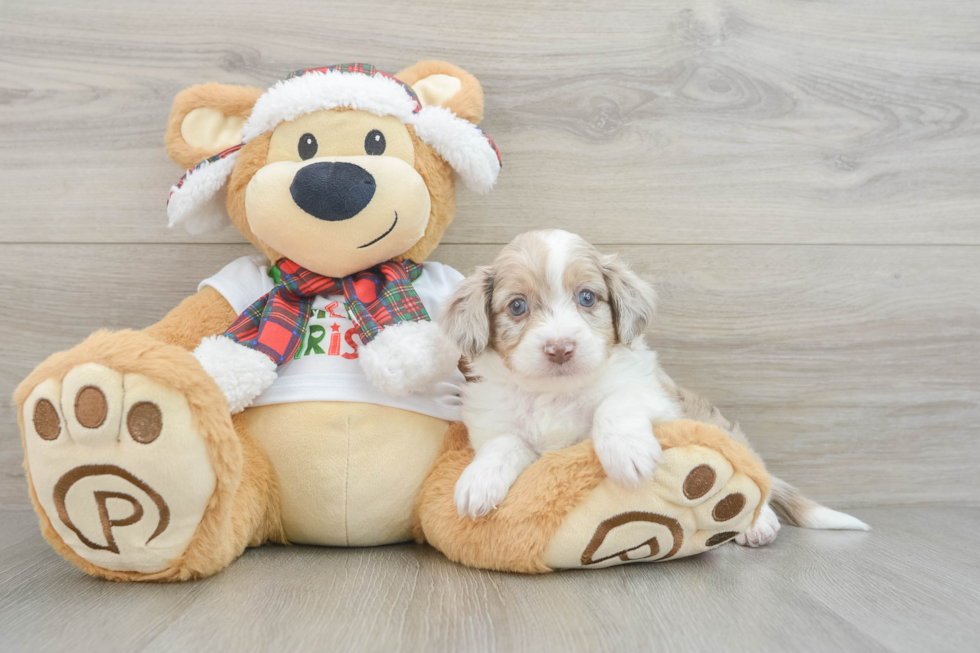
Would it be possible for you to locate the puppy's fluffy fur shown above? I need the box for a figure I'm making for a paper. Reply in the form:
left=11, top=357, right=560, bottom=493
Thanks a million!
left=441, top=230, right=682, bottom=519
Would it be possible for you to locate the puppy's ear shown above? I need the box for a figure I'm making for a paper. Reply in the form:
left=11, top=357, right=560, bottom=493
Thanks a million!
left=166, top=83, right=264, bottom=169
left=440, top=265, right=494, bottom=359
left=602, top=254, right=656, bottom=345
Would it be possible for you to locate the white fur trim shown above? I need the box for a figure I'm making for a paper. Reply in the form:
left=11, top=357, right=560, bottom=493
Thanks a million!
left=358, top=321, right=461, bottom=397
left=193, top=335, right=278, bottom=414
left=241, top=71, right=420, bottom=142
left=412, top=105, right=501, bottom=193
left=167, top=151, right=239, bottom=234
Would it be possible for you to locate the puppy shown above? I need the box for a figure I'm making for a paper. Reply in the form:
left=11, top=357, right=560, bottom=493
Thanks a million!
left=440, top=229, right=682, bottom=519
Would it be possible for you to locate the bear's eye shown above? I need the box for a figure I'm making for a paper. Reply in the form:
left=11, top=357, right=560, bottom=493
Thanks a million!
left=578, top=290, right=596, bottom=308
left=508, top=298, right=527, bottom=317
left=365, top=129, right=386, bottom=156
left=298, top=133, right=318, bottom=160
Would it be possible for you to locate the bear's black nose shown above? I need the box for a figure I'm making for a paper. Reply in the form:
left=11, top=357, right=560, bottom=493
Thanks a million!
left=290, top=162, right=376, bottom=222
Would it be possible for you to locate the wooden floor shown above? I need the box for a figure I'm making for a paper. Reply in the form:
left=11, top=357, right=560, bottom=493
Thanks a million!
left=1, top=506, right=978, bottom=652
left=1, top=0, right=979, bottom=651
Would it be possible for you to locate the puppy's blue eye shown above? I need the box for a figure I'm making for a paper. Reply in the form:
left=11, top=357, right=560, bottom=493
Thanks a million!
left=508, top=299, right=527, bottom=316
left=578, top=290, right=596, bottom=307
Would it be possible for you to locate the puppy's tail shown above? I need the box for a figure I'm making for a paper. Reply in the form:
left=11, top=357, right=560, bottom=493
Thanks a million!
left=668, top=384, right=870, bottom=531
left=768, top=476, right=870, bottom=531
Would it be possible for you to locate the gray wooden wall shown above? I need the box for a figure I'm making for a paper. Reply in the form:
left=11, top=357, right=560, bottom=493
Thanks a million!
left=2, top=0, right=978, bottom=512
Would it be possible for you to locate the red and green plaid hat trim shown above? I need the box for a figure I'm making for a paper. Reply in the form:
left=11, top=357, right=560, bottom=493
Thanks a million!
left=168, top=143, right=243, bottom=202
left=286, top=64, right=422, bottom=114
left=479, top=129, right=502, bottom=167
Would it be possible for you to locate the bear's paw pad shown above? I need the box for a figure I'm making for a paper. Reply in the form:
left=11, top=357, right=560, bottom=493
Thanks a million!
left=23, top=364, right=216, bottom=574
left=546, top=445, right=762, bottom=569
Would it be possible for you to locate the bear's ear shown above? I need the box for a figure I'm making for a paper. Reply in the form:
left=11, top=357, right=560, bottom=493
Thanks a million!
left=396, top=61, right=485, bottom=125
left=165, top=83, right=264, bottom=169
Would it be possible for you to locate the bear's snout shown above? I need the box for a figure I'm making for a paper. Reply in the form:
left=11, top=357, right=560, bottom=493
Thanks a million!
left=290, top=161, right=377, bottom=222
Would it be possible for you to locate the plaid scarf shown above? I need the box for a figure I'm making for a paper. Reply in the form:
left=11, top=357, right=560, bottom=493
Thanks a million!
left=224, top=259, right=429, bottom=365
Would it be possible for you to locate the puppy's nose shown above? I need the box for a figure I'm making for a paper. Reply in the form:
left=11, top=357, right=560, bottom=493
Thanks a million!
left=544, top=339, right=575, bottom=365
left=290, top=161, right=376, bottom=222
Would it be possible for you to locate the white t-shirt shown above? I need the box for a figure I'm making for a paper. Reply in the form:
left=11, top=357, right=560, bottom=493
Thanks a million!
left=199, top=255, right=466, bottom=421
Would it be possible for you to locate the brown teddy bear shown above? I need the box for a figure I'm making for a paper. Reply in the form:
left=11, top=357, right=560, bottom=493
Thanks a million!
left=14, top=61, right=769, bottom=580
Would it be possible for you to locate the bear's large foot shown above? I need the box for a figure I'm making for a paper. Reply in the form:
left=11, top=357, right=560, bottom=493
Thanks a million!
left=546, top=435, right=765, bottom=568
left=17, top=331, right=244, bottom=580
left=416, top=419, right=770, bottom=573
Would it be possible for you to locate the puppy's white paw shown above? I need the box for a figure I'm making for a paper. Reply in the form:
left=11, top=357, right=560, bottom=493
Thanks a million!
left=454, top=463, right=513, bottom=520
left=736, top=503, right=781, bottom=547
left=593, top=415, right=663, bottom=488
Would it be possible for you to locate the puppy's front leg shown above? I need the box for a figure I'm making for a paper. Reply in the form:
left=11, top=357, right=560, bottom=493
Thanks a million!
left=454, top=435, right=539, bottom=519
left=592, top=391, right=669, bottom=487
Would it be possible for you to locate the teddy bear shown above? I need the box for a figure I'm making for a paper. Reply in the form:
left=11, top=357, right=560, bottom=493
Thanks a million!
left=14, top=61, right=770, bottom=580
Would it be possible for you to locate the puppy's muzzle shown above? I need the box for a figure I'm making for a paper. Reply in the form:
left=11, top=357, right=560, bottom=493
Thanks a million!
left=544, top=338, right=576, bottom=365
left=290, top=161, right=377, bottom=222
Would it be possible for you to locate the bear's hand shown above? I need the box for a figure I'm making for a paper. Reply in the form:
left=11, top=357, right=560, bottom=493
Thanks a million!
left=193, top=335, right=277, bottom=413
left=358, top=321, right=461, bottom=397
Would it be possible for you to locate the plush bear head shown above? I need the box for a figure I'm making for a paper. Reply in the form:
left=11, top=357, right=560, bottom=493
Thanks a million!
left=164, top=62, right=499, bottom=278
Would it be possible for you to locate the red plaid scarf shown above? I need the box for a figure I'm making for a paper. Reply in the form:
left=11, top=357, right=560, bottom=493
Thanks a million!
left=224, top=259, right=429, bottom=365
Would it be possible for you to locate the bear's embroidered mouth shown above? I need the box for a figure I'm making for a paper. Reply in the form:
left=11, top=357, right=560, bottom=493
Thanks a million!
left=358, top=211, right=398, bottom=249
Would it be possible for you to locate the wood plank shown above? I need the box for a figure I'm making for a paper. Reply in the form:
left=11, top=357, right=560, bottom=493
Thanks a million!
left=0, top=511, right=36, bottom=551
left=2, top=0, right=980, bottom=245
left=0, top=506, right=976, bottom=653
left=0, top=513, right=208, bottom=651
left=1, top=242, right=977, bottom=512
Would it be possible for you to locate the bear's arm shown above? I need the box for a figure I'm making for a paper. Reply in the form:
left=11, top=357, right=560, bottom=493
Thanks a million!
left=143, top=286, right=239, bottom=350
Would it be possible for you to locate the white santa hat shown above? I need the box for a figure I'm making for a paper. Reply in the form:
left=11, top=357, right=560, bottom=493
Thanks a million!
left=167, top=64, right=501, bottom=234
